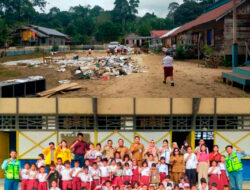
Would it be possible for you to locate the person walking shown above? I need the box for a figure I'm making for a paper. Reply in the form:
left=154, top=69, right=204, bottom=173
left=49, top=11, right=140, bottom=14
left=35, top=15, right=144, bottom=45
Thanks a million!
left=70, top=133, right=89, bottom=167
left=130, top=136, right=144, bottom=167
left=162, top=51, right=174, bottom=86
left=1, top=150, right=21, bottom=190
left=225, top=145, right=248, bottom=190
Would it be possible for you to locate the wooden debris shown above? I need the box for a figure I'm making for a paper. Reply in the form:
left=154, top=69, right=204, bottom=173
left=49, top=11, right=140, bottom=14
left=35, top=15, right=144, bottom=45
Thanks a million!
left=37, top=83, right=84, bottom=97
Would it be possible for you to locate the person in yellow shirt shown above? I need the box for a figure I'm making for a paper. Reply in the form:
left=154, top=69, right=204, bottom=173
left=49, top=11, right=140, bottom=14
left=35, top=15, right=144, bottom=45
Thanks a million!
left=130, top=136, right=144, bottom=167
left=42, top=142, right=57, bottom=167
left=55, top=140, right=71, bottom=164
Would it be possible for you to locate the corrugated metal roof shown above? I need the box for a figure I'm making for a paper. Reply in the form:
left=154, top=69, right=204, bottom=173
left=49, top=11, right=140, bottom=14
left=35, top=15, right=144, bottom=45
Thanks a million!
left=30, top=25, right=68, bottom=38
left=171, top=0, right=245, bottom=36
left=160, top=27, right=181, bottom=39
left=150, top=30, right=169, bottom=39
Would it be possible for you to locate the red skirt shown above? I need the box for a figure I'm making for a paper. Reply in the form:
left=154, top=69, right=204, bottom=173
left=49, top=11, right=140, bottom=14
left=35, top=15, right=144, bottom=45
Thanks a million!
left=38, top=182, right=47, bottom=190
left=160, top=173, right=166, bottom=182
left=219, top=171, right=229, bottom=190
left=140, top=176, right=150, bottom=187
left=81, top=182, right=91, bottom=190
left=27, top=179, right=38, bottom=189
left=101, top=177, right=110, bottom=184
left=132, top=175, right=139, bottom=186
left=21, top=179, right=29, bottom=190
left=72, top=177, right=81, bottom=190
left=209, top=174, right=220, bottom=189
left=112, top=176, right=123, bottom=187
left=92, top=179, right=100, bottom=190
left=62, top=180, right=72, bottom=190
left=123, top=176, right=131, bottom=183
left=164, top=67, right=173, bottom=77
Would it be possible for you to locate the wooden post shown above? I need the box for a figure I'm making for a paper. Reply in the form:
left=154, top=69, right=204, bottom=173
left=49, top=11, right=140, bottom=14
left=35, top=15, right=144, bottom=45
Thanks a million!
left=232, top=0, right=238, bottom=68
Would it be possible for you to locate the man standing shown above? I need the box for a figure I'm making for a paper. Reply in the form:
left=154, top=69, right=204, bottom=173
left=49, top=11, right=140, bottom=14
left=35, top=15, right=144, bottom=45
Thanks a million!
left=225, top=145, right=248, bottom=190
left=70, top=133, right=89, bottom=167
left=102, top=139, right=115, bottom=160
left=1, top=150, right=21, bottom=190
left=162, top=51, right=174, bottom=86
left=43, top=142, right=56, bottom=168
left=114, top=139, right=129, bottom=160
left=130, top=136, right=144, bottom=167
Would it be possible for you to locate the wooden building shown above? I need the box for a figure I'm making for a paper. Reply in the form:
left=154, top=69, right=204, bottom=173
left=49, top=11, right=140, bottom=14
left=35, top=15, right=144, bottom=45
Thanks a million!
left=10, top=25, right=69, bottom=46
left=124, top=33, right=151, bottom=47
left=161, top=0, right=250, bottom=57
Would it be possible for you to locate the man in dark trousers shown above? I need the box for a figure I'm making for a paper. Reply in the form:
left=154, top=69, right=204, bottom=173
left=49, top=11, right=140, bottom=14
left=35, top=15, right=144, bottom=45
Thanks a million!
left=70, top=133, right=89, bottom=167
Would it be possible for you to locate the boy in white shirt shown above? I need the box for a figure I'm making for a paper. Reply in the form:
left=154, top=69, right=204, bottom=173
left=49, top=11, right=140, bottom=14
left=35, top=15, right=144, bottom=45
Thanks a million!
left=37, top=166, right=48, bottom=190
left=36, top=153, right=45, bottom=169
left=59, top=161, right=72, bottom=190
left=50, top=180, right=61, bottom=190
left=90, top=162, right=101, bottom=190
left=99, top=158, right=111, bottom=184
left=71, top=160, right=81, bottom=190
left=78, top=166, right=93, bottom=190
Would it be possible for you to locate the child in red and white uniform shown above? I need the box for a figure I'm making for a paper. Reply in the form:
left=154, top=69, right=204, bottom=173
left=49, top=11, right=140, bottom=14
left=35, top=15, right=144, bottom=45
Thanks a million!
left=157, top=157, right=168, bottom=182
left=131, top=159, right=140, bottom=187
left=147, top=154, right=155, bottom=168
left=112, top=162, right=123, bottom=187
left=78, top=166, right=93, bottom=190
left=109, top=159, right=117, bottom=175
left=36, top=153, right=45, bottom=169
left=56, top=158, right=65, bottom=189
left=123, top=154, right=132, bottom=168
left=85, top=143, right=97, bottom=165
left=178, top=177, right=190, bottom=189
left=60, top=161, right=72, bottom=190
left=208, top=160, right=221, bottom=190
left=88, top=49, right=92, bottom=56
left=37, top=166, right=47, bottom=190
left=102, top=180, right=113, bottom=190
left=140, top=161, right=150, bottom=187
left=99, top=158, right=111, bottom=184
left=123, top=163, right=132, bottom=184
left=219, top=155, right=229, bottom=190
left=71, top=160, right=81, bottom=190
left=114, top=152, right=123, bottom=164
left=90, top=162, right=101, bottom=190
left=85, top=159, right=93, bottom=171
left=20, top=162, right=30, bottom=190
left=96, top=156, right=103, bottom=167
left=27, top=163, right=39, bottom=190
left=50, top=180, right=61, bottom=190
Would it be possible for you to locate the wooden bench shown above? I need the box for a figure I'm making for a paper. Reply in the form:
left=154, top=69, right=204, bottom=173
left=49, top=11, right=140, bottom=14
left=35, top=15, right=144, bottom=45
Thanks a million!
left=43, top=51, right=66, bottom=64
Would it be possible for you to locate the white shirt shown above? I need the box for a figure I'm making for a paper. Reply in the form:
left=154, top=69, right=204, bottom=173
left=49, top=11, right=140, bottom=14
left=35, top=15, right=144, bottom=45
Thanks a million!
left=102, top=187, right=113, bottom=190
left=198, top=184, right=208, bottom=190
left=99, top=166, right=110, bottom=177
left=108, top=165, right=116, bottom=173
left=21, top=169, right=29, bottom=179
left=86, top=150, right=97, bottom=159
left=79, top=173, right=93, bottom=182
left=61, top=168, right=72, bottom=181
left=28, top=170, right=37, bottom=179
left=157, top=164, right=168, bottom=175
left=160, top=148, right=171, bottom=164
left=90, top=168, right=101, bottom=180
left=56, top=164, right=65, bottom=172
left=184, top=153, right=198, bottom=169
left=162, top=56, right=173, bottom=67
left=50, top=188, right=61, bottom=190
left=208, top=167, right=221, bottom=175
left=147, top=161, right=154, bottom=168
left=219, top=162, right=226, bottom=171
left=95, top=151, right=103, bottom=158
left=72, top=167, right=82, bottom=177
left=37, top=160, right=45, bottom=168
left=179, top=182, right=190, bottom=189
left=163, top=181, right=174, bottom=189
left=123, top=169, right=133, bottom=176
left=140, top=167, right=150, bottom=176
left=37, top=173, right=47, bottom=182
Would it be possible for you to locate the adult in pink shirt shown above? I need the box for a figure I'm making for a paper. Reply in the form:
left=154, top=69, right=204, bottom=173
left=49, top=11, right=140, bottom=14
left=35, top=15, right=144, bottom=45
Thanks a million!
left=209, top=145, right=221, bottom=163
left=197, top=144, right=209, bottom=185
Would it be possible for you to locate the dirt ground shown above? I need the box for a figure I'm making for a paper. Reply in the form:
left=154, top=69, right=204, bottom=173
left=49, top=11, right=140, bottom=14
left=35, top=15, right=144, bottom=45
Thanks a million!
left=1, top=50, right=249, bottom=97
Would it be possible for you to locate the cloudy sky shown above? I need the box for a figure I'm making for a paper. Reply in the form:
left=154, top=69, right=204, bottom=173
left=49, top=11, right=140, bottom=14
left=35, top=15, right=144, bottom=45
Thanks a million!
left=44, top=0, right=182, bottom=18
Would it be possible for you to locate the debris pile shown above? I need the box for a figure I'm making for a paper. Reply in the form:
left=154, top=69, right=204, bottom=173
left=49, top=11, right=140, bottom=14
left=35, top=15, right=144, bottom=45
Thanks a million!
left=54, top=56, right=147, bottom=80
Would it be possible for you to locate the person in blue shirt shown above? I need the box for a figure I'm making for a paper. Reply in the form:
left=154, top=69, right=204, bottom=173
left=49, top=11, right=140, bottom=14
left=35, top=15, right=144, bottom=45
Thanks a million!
left=225, top=145, right=249, bottom=190
left=1, top=150, right=21, bottom=190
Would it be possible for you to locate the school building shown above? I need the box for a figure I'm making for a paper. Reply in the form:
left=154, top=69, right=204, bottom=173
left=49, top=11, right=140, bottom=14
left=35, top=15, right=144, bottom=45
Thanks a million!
left=0, top=98, right=250, bottom=181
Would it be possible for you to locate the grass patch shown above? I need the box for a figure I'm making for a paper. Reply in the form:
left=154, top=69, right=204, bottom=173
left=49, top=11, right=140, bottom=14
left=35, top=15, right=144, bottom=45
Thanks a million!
left=0, top=66, right=21, bottom=77
left=0, top=52, right=50, bottom=63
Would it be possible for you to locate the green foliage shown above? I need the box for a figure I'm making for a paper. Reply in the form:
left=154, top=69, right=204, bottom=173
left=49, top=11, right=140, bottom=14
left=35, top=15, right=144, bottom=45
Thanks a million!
left=222, top=55, right=232, bottom=67
left=0, top=19, right=9, bottom=47
left=52, top=44, right=59, bottom=52
left=176, top=45, right=186, bottom=60
left=204, top=44, right=213, bottom=55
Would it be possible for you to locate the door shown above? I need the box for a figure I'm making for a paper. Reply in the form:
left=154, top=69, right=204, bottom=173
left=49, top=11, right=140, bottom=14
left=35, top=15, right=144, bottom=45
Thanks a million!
left=0, top=132, right=9, bottom=179
left=172, top=132, right=191, bottom=149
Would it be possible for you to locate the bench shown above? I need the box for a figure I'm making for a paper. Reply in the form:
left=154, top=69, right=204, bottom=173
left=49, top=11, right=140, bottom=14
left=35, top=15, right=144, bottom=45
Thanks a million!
left=43, top=51, right=66, bottom=64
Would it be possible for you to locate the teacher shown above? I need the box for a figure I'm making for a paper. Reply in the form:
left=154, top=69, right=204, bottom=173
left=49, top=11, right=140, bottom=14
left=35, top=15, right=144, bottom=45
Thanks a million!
left=1, top=150, right=20, bottom=190
left=70, top=133, right=89, bottom=167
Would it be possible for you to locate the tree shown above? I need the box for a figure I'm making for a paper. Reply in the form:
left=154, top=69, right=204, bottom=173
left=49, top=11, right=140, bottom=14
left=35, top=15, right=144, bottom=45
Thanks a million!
left=0, top=19, right=9, bottom=47
left=90, top=5, right=104, bottom=17
left=129, top=0, right=140, bottom=16
left=168, top=2, right=179, bottom=17
left=112, top=0, right=130, bottom=29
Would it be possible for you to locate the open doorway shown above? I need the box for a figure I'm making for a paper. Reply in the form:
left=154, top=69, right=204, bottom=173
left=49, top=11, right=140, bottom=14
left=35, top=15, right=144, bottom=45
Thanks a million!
left=172, top=132, right=191, bottom=148
left=195, top=131, right=214, bottom=152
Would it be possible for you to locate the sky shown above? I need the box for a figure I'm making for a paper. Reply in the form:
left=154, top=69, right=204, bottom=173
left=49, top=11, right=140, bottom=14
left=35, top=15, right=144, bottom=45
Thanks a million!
left=44, top=0, right=183, bottom=18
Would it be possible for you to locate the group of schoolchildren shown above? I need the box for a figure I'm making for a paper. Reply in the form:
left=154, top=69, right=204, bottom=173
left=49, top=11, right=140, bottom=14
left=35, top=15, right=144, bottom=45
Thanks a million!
left=19, top=139, right=230, bottom=190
